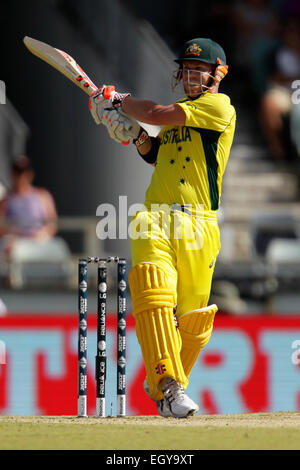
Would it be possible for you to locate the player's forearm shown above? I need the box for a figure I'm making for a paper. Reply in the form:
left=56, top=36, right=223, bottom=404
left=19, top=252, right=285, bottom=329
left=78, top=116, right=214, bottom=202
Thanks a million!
left=122, top=97, right=162, bottom=125
left=122, top=97, right=185, bottom=126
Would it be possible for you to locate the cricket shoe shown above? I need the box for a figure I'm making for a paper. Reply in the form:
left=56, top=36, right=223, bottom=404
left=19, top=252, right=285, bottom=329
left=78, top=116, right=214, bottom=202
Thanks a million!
left=161, top=377, right=199, bottom=418
left=143, top=380, right=172, bottom=417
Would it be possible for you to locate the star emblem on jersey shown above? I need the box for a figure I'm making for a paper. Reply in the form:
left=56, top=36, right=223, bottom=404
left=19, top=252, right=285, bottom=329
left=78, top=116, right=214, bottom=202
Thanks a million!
left=155, top=363, right=167, bottom=375
left=185, top=44, right=202, bottom=57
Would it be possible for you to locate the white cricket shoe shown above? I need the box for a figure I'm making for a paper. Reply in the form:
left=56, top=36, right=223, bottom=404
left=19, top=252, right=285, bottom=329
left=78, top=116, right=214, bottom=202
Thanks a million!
left=161, top=377, right=199, bottom=418
left=143, top=380, right=172, bottom=418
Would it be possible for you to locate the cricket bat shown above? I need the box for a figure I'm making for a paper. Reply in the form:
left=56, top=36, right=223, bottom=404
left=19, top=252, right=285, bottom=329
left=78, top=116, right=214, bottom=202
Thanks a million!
left=23, top=36, right=98, bottom=96
left=23, top=36, right=160, bottom=137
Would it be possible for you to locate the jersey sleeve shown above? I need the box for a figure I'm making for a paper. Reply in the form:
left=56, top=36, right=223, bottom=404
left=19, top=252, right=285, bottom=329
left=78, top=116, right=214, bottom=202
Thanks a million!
left=176, top=93, right=235, bottom=132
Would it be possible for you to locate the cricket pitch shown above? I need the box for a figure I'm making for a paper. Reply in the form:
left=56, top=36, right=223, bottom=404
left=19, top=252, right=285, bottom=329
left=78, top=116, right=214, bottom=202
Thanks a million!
left=0, top=412, right=300, bottom=450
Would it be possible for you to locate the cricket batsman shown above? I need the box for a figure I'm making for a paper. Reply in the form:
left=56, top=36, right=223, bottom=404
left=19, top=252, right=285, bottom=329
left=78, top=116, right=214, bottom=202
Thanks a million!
left=89, top=38, right=236, bottom=418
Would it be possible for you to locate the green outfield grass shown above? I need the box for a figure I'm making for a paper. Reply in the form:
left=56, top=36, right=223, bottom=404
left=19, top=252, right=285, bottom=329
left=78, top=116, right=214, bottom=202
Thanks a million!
left=0, top=413, right=300, bottom=450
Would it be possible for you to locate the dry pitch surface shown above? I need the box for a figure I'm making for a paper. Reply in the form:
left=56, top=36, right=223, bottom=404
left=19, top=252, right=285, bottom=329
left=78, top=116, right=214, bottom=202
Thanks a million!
left=0, top=412, right=300, bottom=450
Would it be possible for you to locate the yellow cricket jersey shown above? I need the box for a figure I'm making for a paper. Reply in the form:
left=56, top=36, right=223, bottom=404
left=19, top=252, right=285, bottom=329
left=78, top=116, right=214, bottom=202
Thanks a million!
left=144, top=92, right=236, bottom=213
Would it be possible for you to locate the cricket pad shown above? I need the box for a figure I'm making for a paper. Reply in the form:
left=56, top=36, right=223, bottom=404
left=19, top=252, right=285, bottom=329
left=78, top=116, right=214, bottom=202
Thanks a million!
left=129, top=263, right=188, bottom=401
left=179, top=304, right=218, bottom=378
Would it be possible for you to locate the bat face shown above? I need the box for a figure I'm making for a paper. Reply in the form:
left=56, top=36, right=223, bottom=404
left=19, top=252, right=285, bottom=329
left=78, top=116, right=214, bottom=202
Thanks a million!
left=23, top=36, right=161, bottom=138
left=23, top=36, right=98, bottom=96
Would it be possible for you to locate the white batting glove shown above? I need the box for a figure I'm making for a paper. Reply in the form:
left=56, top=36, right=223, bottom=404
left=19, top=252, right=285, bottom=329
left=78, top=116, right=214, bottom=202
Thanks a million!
left=89, top=85, right=131, bottom=125
left=89, top=86, right=107, bottom=125
left=100, top=106, right=142, bottom=145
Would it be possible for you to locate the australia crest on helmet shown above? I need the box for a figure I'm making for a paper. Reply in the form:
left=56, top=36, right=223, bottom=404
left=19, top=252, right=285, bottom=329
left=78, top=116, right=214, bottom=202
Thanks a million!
left=185, top=43, right=202, bottom=57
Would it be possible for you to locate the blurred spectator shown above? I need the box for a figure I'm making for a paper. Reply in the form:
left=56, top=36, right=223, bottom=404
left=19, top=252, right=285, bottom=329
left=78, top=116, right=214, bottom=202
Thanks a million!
left=0, top=155, right=58, bottom=256
left=0, top=297, right=7, bottom=316
left=231, top=0, right=279, bottom=93
left=259, top=19, right=300, bottom=162
left=210, top=280, right=248, bottom=315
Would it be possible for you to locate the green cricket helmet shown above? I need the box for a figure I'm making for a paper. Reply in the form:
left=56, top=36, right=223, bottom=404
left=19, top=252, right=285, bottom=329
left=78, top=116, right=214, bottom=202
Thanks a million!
left=172, top=38, right=227, bottom=97
left=175, top=38, right=226, bottom=65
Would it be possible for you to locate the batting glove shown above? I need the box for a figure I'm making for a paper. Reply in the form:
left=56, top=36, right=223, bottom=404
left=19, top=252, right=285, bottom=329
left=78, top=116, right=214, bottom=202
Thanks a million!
left=208, top=60, right=228, bottom=94
left=100, top=106, right=143, bottom=145
left=102, top=85, right=131, bottom=110
left=214, top=59, right=228, bottom=83
left=89, top=85, right=107, bottom=124
left=89, top=85, right=131, bottom=125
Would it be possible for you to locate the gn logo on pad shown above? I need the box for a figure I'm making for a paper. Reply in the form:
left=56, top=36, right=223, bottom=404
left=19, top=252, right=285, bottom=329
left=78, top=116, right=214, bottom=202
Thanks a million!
left=156, top=364, right=167, bottom=375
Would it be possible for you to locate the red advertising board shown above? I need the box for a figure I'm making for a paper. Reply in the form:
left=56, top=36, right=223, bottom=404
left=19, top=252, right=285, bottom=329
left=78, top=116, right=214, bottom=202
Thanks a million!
left=0, top=314, right=300, bottom=416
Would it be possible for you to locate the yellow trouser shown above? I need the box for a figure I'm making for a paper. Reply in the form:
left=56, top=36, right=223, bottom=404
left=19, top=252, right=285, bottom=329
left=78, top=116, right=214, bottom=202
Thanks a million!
left=129, top=208, right=220, bottom=395
left=130, top=208, right=220, bottom=315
